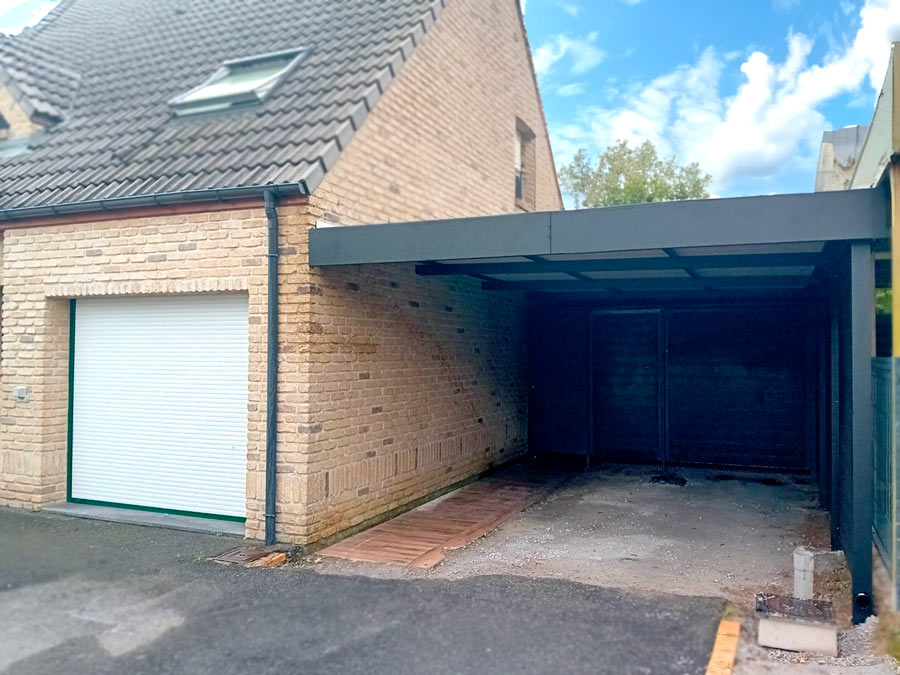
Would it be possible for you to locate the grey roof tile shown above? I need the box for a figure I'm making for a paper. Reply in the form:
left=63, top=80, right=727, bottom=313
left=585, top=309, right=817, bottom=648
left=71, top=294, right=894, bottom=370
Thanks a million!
left=0, top=0, right=448, bottom=213
left=0, top=34, right=81, bottom=122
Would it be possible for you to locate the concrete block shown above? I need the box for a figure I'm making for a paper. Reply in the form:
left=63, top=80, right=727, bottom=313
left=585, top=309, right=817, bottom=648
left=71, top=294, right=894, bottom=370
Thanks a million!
left=793, top=546, right=816, bottom=599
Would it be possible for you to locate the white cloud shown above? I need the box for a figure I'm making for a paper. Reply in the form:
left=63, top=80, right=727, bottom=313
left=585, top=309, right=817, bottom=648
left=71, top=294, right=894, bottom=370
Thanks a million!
left=621, top=0, right=643, bottom=5
left=557, top=82, right=587, bottom=97
left=554, top=0, right=900, bottom=194
left=557, top=1, right=580, bottom=17
left=0, top=0, right=57, bottom=35
left=533, top=32, right=606, bottom=78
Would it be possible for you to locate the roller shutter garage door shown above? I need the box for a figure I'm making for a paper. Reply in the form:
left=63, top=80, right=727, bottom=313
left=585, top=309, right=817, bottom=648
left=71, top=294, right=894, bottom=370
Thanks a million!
left=70, top=294, right=249, bottom=519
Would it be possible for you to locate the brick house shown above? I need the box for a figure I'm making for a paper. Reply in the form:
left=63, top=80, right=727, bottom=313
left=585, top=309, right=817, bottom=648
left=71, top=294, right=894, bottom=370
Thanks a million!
left=0, top=0, right=562, bottom=544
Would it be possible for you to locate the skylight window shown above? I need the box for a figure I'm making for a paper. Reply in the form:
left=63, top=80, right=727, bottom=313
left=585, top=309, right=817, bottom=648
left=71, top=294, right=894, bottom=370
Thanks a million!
left=169, top=48, right=305, bottom=116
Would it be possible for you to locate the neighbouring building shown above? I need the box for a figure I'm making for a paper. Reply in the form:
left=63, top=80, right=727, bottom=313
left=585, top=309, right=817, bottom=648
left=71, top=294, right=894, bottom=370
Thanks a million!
left=814, top=125, right=869, bottom=192
left=0, top=0, right=562, bottom=545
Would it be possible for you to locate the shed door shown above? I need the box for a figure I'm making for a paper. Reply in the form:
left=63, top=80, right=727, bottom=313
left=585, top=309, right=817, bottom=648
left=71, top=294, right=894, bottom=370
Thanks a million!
left=592, top=311, right=662, bottom=463
left=666, top=307, right=807, bottom=470
left=70, top=294, right=249, bottom=518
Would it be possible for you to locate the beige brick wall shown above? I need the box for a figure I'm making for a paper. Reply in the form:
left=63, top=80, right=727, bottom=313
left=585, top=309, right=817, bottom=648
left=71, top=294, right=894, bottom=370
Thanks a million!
left=285, top=0, right=560, bottom=542
left=284, top=228, right=530, bottom=543
left=0, top=207, right=277, bottom=537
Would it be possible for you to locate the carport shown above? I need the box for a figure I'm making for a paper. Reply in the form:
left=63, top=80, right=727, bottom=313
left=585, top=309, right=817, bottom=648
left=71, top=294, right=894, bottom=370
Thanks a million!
left=309, top=187, right=890, bottom=623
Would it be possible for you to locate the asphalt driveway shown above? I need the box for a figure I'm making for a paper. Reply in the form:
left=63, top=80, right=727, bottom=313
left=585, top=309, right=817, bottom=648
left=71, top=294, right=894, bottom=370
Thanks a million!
left=0, top=507, right=724, bottom=675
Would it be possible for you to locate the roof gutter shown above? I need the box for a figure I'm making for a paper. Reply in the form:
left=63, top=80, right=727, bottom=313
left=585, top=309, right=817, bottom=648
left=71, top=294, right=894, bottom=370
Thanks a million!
left=0, top=181, right=310, bottom=224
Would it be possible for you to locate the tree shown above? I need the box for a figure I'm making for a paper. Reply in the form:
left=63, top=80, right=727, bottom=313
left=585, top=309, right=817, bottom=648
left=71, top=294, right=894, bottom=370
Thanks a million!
left=559, top=140, right=712, bottom=208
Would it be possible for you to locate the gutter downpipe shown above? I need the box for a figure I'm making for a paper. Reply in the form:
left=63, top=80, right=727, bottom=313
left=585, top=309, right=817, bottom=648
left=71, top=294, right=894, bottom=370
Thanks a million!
left=264, top=189, right=279, bottom=546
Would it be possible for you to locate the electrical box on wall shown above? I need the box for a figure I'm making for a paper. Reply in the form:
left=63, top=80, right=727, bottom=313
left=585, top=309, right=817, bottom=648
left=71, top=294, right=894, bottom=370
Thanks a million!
left=13, top=386, right=28, bottom=402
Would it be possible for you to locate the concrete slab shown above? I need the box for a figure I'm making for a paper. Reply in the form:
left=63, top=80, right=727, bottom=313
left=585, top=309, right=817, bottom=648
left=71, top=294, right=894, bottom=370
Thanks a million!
left=318, top=464, right=829, bottom=610
left=41, top=503, right=245, bottom=537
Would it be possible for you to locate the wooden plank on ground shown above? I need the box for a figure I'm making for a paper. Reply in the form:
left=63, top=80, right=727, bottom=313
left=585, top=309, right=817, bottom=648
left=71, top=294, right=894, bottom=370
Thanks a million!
left=317, top=473, right=561, bottom=568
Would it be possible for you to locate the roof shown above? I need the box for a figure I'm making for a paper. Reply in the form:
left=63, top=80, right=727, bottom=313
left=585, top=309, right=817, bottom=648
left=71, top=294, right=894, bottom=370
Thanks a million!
left=309, top=188, right=890, bottom=298
left=0, top=0, right=447, bottom=217
left=0, top=34, right=80, bottom=123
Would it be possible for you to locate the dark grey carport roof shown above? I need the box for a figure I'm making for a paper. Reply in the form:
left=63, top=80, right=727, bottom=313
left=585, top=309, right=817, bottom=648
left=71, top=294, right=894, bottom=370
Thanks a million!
left=310, top=188, right=889, bottom=296
left=0, top=0, right=446, bottom=217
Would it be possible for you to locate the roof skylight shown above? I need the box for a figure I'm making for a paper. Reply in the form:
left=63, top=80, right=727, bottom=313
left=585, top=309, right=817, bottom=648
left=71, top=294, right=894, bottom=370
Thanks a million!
left=169, top=48, right=305, bottom=116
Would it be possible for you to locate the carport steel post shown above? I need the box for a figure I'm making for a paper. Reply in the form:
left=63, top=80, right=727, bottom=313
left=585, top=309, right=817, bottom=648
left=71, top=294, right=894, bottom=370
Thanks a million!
left=849, top=241, right=875, bottom=623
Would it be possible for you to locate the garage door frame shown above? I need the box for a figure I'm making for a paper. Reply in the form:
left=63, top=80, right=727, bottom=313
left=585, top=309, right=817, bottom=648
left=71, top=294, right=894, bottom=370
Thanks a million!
left=65, top=297, right=247, bottom=523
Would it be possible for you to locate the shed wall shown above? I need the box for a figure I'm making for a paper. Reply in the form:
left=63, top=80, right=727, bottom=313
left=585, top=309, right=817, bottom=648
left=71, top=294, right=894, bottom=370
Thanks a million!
left=530, top=300, right=811, bottom=471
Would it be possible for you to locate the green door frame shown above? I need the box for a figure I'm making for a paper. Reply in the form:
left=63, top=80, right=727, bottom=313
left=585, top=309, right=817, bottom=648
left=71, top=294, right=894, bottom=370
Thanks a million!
left=65, top=297, right=245, bottom=523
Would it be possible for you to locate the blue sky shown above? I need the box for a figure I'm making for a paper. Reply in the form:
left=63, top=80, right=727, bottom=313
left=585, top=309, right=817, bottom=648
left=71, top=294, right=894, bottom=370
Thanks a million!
left=1, top=0, right=898, bottom=198
left=0, top=0, right=55, bottom=36
left=522, top=0, right=900, bottom=197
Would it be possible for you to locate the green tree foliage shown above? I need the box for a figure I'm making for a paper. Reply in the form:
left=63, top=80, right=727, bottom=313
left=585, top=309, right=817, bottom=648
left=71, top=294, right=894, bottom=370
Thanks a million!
left=559, top=140, right=712, bottom=208
left=876, top=287, right=892, bottom=315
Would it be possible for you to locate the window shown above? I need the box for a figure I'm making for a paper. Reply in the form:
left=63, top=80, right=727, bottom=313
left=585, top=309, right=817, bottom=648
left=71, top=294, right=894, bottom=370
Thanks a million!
left=169, top=48, right=306, bottom=116
left=515, top=131, right=525, bottom=201
left=515, top=119, right=536, bottom=210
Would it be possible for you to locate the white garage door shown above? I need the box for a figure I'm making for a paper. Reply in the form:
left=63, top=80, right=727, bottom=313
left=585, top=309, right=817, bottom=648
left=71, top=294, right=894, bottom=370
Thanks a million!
left=70, top=294, right=249, bottom=519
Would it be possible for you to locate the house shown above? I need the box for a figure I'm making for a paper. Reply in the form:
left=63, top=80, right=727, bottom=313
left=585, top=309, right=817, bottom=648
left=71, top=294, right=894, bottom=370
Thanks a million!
left=0, top=0, right=562, bottom=545
left=3, top=0, right=898, bottom=630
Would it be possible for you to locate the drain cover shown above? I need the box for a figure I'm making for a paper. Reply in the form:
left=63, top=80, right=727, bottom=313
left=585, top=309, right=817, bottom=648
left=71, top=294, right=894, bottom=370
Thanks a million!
left=756, top=593, right=836, bottom=625
left=213, top=546, right=269, bottom=564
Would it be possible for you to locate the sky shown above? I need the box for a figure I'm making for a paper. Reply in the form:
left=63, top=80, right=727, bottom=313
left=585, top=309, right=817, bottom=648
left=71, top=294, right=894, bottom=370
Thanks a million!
left=0, top=0, right=898, bottom=198
left=522, top=0, right=900, bottom=197
left=0, top=0, right=55, bottom=36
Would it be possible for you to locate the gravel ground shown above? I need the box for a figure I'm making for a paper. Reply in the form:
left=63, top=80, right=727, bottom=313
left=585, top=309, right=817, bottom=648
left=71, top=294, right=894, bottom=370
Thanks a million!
left=735, top=617, right=899, bottom=674
left=316, top=464, right=827, bottom=609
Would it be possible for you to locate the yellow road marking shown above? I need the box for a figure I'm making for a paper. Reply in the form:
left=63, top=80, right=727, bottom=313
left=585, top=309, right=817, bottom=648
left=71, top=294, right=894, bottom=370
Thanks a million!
left=706, top=620, right=741, bottom=675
